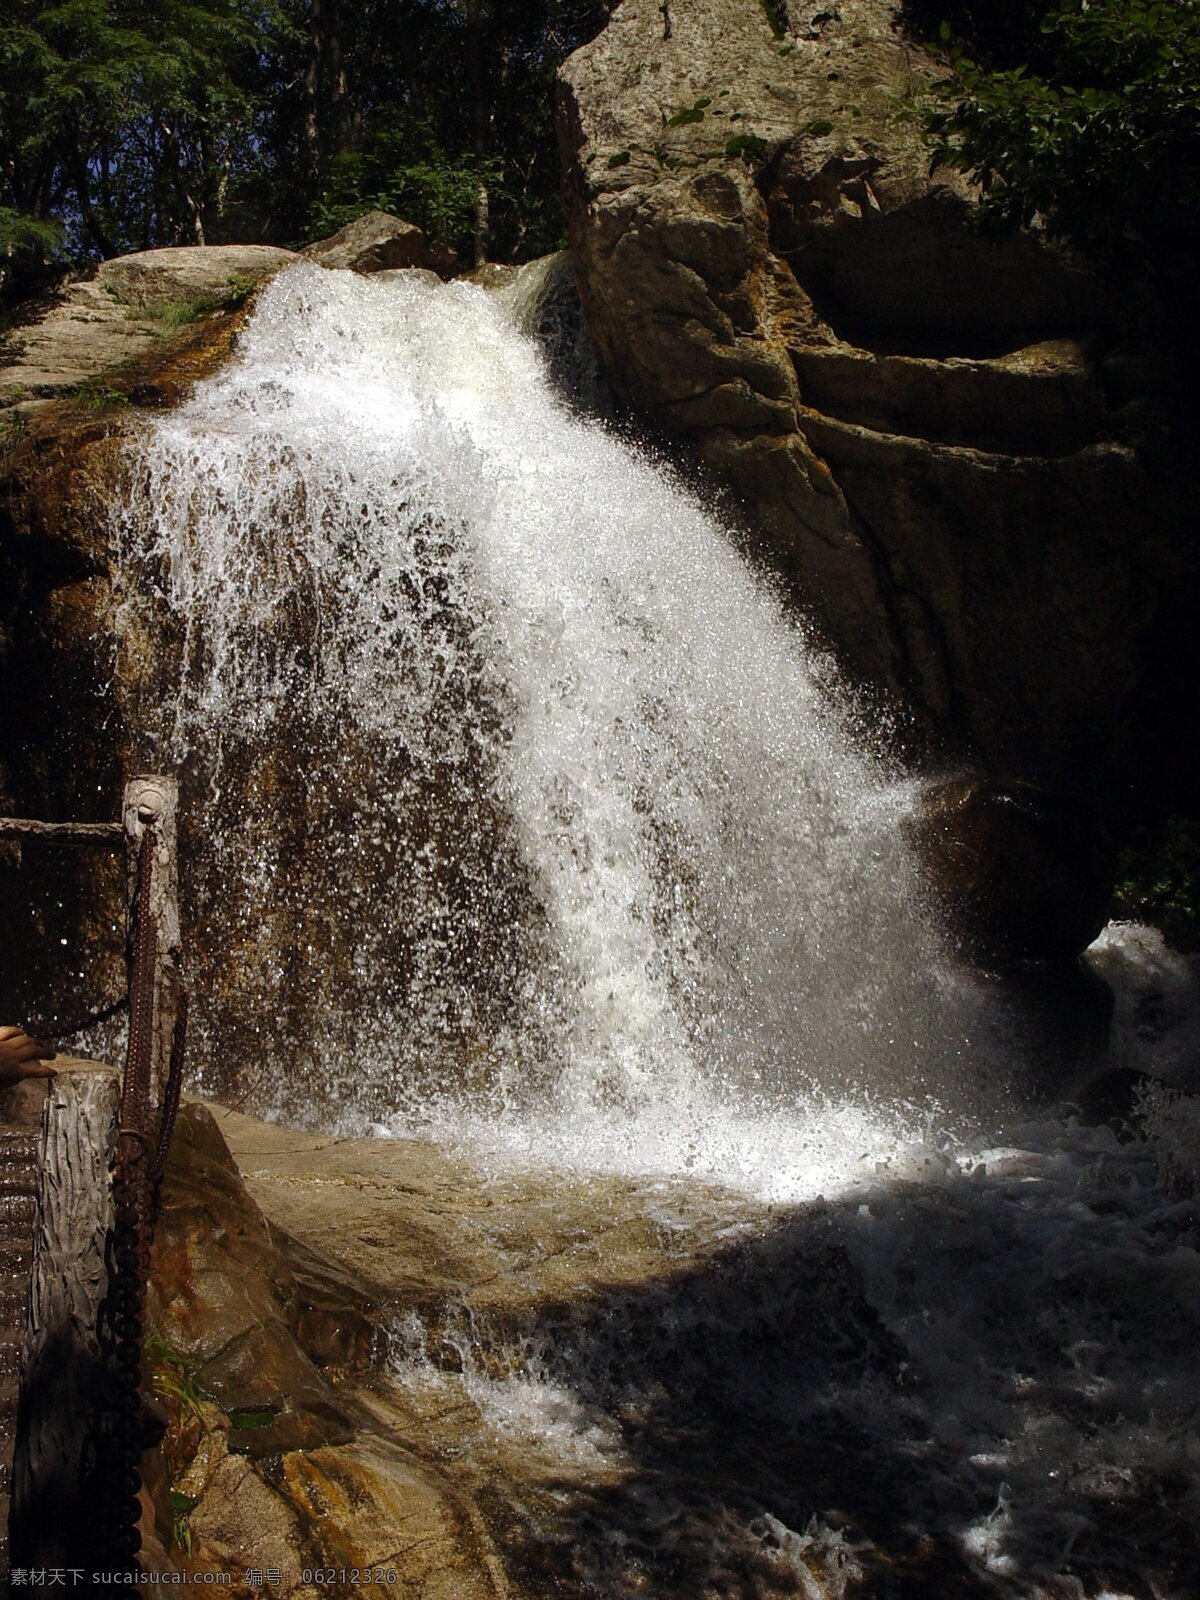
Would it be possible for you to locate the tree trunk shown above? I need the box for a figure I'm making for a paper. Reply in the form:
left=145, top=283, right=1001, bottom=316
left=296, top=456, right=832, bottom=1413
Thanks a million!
left=68, top=139, right=119, bottom=258
left=466, top=0, right=489, bottom=266
left=307, top=0, right=353, bottom=188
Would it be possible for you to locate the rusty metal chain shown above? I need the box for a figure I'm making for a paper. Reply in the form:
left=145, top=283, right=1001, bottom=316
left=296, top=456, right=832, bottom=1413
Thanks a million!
left=99, top=824, right=188, bottom=1577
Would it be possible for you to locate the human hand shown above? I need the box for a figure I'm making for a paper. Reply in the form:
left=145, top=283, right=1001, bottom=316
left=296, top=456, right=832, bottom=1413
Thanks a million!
left=0, top=1024, right=57, bottom=1081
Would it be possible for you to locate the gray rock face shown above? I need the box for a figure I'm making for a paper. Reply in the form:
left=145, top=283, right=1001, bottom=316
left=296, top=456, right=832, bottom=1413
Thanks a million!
left=558, top=0, right=1199, bottom=818
left=0, top=245, right=294, bottom=415
left=303, top=209, right=455, bottom=276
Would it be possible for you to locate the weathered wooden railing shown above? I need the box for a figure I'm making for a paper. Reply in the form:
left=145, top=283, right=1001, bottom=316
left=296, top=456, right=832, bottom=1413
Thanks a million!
left=0, top=775, right=180, bottom=1095
left=0, top=775, right=183, bottom=1577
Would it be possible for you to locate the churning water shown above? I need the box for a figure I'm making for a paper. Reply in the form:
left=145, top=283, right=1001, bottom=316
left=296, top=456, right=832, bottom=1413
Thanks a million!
left=116, top=261, right=992, bottom=1191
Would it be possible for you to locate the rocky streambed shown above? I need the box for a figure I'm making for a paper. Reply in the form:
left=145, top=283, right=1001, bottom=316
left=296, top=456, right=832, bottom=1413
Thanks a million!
left=129, top=1075, right=1199, bottom=1600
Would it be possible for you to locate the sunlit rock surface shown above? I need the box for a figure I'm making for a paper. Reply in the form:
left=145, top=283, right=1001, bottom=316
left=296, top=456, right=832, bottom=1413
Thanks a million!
left=148, top=1103, right=505, bottom=1593
left=0, top=245, right=294, bottom=417
left=303, top=210, right=455, bottom=277
left=558, top=0, right=1200, bottom=820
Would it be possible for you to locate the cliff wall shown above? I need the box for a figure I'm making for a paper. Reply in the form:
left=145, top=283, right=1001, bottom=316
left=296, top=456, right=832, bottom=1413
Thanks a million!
left=558, top=0, right=1199, bottom=820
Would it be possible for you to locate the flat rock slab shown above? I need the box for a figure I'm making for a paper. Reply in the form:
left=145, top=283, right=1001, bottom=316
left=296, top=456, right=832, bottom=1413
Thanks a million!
left=210, top=1105, right=758, bottom=1333
left=0, top=244, right=295, bottom=414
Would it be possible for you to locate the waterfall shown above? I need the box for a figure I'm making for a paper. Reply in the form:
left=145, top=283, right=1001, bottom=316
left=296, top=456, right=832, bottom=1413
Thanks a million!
left=113, top=261, right=989, bottom=1195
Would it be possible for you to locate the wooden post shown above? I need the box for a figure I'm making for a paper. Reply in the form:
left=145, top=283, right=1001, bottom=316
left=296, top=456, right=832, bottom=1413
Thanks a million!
left=122, top=777, right=180, bottom=1101
left=9, top=1069, right=120, bottom=1568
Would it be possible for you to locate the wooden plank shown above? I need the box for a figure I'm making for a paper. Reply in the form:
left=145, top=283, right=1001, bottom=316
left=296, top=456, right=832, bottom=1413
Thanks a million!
left=9, top=1069, right=120, bottom=1568
left=0, top=818, right=123, bottom=848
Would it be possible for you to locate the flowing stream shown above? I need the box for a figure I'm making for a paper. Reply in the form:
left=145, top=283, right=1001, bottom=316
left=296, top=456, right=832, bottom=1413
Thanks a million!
left=112, top=262, right=1198, bottom=1596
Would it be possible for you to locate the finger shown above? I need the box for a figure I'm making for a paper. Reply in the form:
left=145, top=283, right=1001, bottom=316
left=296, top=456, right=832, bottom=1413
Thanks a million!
left=0, top=1034, right=56, bottom=1065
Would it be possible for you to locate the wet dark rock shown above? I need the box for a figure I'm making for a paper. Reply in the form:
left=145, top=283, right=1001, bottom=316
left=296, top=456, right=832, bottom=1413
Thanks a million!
left=150, top=1104, right=359, bottom=1456
left=908, top=778, right=1113, bottom=965
left=1073, top=1066, right=1153, bottom=1139
left=149, top=1100, right=387, bottom=1467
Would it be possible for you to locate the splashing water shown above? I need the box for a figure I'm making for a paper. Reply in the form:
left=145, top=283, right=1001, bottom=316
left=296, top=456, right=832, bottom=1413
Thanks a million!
left=113, top=261, right=992, bottom=1192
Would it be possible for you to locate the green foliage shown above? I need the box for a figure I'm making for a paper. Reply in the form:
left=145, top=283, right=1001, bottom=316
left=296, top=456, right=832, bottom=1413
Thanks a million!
left=665, top=96, right=713, bottom=128
left=1, top=1, right=613, bottom=291
left=910, top=0, right=1200, bottom=260
left=0, top=0, right=285, bottom=275
left=145, top=1330, right=206, bottom=1426
left=145, top=1333, right=205, bottom=1555
left=311, top=149, right=497, bottom=249
left=67, top=377, right=129, bottom=410
left=0, top=206, right=64, bottom=256
left=1114, top=816, right=1200, bottom=951
left=725, top=132, right=770, bottom=163
left=300, top=1, right=614, bottom=264
left=168, top=1491, right=197, bottom=1555
left=228, top=1403, right=278, bottom=1429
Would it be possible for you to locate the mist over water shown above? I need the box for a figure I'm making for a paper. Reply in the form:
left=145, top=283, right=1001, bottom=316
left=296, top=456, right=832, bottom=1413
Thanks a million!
left=115, top=261, right=995, bottom=1196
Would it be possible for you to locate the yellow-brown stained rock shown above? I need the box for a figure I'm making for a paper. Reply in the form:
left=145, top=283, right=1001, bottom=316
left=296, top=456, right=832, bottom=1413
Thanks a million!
left=282, top=1438, right=505, bottom=1597
left=186, top=1451, right=307, bottom=1591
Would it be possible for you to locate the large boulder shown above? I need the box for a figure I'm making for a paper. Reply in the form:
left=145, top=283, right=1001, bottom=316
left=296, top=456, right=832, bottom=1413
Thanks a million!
left=558, top=0, right=1200, bottom=821
left=303, top=210, right=457, bottom=277
left=145, top=1102, right=505, bottom=1592
left=0, top=244, right=294, bottom=415
left=907, top=779, right=1113, bottom=965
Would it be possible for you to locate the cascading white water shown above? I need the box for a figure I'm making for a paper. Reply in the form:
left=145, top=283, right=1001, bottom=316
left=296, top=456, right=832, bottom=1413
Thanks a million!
left=113, top=261, right=993, bottom=1194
